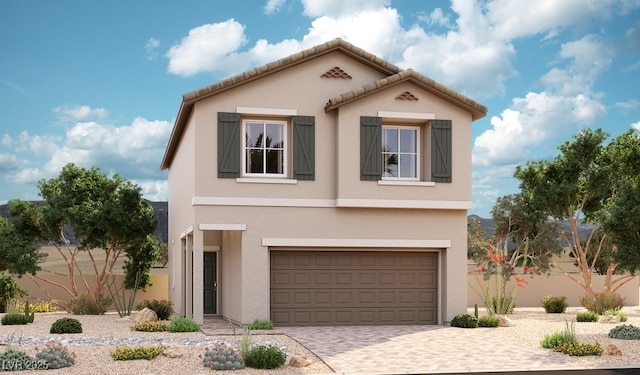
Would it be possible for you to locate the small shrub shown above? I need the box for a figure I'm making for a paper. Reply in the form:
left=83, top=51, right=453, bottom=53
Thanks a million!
left=450, top=313, right=478, bottom=328
left=244, top=345, right=286, bottom=369
left=541, top=321, right=577, bottom=349
left=110, top=344, right=163, bottom=360
left=541, top=295, right=568, bottom=313
left=17, top=300, right=57, bottom=313
left=576, top=311, right=599, bottom=322
left=35, top=341, right=76, bottom=369
left=131, top=321, right=169, bottom=332
left=50, top=317, right=83, bottom=334
left=68, top=293, right=111, bottom=315
left=604, top=309, right=628, bottom=322
left=0, top=348, right=41, bottom=371
left=554, top=341, right=603, bottom=356
left=1, top=313, right=31, bottom=325
left=580, top=292, right=625, bottom=314
left=136, top=299, right=172, bottom=320
left=168, top=316, right=201, bottom=332
left=248, top=319, right=274, bottom=330
left=478, top=315, right=500, bottom=328
left=0, top=275, right=28, bottom=313
left=202, top=344, right=245, bottom=370
left=608, top=324, right=640, bottom=340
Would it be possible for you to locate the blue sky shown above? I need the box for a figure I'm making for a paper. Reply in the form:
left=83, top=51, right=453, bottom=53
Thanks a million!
left=1, top=0, right=639, bottom=217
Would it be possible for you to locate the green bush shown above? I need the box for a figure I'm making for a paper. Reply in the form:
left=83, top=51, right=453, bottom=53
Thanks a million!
left=68, top=293, right=111, bottom=315
left=35, top=341, right=76, bottom=369
left=1, top=313, right=31, bottom=325
left=0, top=275, right=28, bottom=313
left=450, top=313, right=478, bottom=328
left=608, top=324, right=640, bottom=340
left=167, top=316, right=201, bottom=332
left=541, top=321, right=577, bottom=349
left=244, top=345, right=286, bottom=369
left=580, top=292, right=625, bottom=314
left=248, top=319, right=274, bottom=330
left=0, top=348, right=39, bottom=371
left=135, top=299, right=172, bottom=320
left=50, top=317, right=83, bottom=334
left=131, top=321, right=169, bottom=332
left=604, top=310, right=628, bottom=322
left=576, top=311, right=599, bottom=322
left=554, top=341, right=603, bottom=356
left=110, top=345, right=163, bottom=360
left=478, top=315, right=500, bottom=327
left=541, top=295, right=568, bottom=313
left=202, top=344, right=245, bottom=370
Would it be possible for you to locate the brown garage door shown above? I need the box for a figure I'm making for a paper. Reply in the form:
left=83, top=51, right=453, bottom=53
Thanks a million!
left=270, top=251, right=438, bottom=326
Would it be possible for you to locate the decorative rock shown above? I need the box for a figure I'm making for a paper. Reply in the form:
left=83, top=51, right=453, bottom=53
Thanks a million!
left=598, top=315, right=620, bottom=324
left=162, top=344, right=184, bottom=358
left=607, top=344, right=622, bottom=356
left=133, top=307, right=158, bottom=323
left=288, top=354, right=313, bottom=367
left=497, top=315, right=514, bottom=327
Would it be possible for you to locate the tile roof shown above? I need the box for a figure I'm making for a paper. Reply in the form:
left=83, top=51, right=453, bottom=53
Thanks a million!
left=324, top=69, right=487, bottom=120
left=161, top=38, right=487, bottom=170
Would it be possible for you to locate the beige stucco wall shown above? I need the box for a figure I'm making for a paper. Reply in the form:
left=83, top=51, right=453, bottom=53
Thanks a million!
left=468, top=273, right=640, bottom=308
left=165, top=49, right=478, bottom=324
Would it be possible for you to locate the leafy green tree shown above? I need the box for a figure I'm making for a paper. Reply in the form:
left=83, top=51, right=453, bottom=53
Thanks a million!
left=468, top=194, right=563, bottom=314
left=9, top=163, right=160, bottom=306
left=514, top=128, right=640, bottom=297
left=0, top=215, right=42, bottom=276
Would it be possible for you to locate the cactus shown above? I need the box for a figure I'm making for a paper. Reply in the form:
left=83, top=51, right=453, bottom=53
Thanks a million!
left=0, top=348, right=37, bottom=370
left=474, top=303, right=478, bottom=318
left=202, top=344, right=245, bottom=370
left=35, top=341, right=76, bottom=369
left=24, top=301, right=35, bottom=323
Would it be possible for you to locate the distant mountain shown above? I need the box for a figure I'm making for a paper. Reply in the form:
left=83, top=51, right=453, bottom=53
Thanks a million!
left=468, top=214, right=594, bottom=242
left=0, top=200, right=168, bottom=244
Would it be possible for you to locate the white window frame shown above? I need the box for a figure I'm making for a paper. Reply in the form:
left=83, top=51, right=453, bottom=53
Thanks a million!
left=381, top=125, right=420, bottom=181
left=242, top=119, right=288, bottom=178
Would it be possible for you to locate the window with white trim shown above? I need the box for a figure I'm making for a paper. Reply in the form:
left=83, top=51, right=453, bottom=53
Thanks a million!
left=243, top=120, right=287, bottom=176
left=382, top=126, right=419, bottom=180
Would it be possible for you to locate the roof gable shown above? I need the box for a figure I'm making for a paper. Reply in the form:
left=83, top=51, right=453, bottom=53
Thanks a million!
left=324, top=69, right=487, bottom=121
left=161, top=39, right=487, bottom=170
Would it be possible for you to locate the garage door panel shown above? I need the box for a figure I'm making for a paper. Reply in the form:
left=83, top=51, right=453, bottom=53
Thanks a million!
left=271, top=251, right=438, bottom=325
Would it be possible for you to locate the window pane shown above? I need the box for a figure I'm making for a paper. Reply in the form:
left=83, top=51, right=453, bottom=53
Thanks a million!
left=266, top=123, right=284, bottom=149
left=266, top=150, right=284, bottom=174
left=246, top=122, right=264, bottom=147
left=399, top=154, right=416, bottom=178
left=246, top=149, right=263, bottom=173
left=383, top=153, right=398, bottom=177
left=382, top=128, right=398, bottom=153
left=400, top=129, right=416, bottom=153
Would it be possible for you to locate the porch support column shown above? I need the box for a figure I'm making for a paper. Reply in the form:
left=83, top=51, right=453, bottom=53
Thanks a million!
left=193, top=227, right=204, bottom=324
left=185, top=234, right=193, bottom=319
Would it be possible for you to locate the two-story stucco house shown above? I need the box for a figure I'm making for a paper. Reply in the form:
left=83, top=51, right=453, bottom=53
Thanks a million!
left=160, top=38, right=486, bottom=326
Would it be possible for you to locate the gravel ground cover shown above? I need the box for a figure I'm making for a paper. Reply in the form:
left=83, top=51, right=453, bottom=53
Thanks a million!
left=1, top=307, right=640, bottom=374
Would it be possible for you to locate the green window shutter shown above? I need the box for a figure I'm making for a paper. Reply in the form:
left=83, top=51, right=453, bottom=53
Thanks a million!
left=217, top=112, right=241, bottom=178
left=292, top=116, right=315, bottom=180
left=360, top=116, right=382, bottom=181
left=431, top=119, right=452, bottom=183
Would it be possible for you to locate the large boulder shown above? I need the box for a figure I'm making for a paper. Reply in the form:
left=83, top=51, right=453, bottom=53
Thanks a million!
left=133, top=307, right=158, bottom=323
left=287, top=354, right=313, bottom=367
left=598, top=315, right=620, bottom=324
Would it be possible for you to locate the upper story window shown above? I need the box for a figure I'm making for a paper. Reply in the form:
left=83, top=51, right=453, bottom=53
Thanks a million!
left=217, top=112, right=315, bottom=181
left=382, top=126, right=419, bottom=180
left=244, top=120, right=287, bottom=176
left=361, top=116, right=452, bottom=183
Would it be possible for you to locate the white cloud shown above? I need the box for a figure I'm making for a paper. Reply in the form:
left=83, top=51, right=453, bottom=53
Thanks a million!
left=301, top=0, right=390, bottom=18
left=617, top=99, right=640, bottom=110
left=264, top=0, right=287, bottom=14
left=145, top=37, right=160, bottom=60
left=53, top=105, right=108, bottom=122
left=632, top=121, right=640, bottom=131
left=166, top=20, right=248, bottom=77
